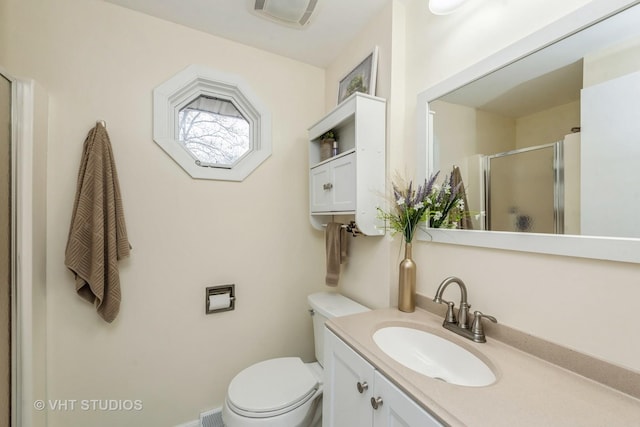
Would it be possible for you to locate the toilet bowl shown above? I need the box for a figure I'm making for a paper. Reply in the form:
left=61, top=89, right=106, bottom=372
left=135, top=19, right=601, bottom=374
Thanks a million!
left=222, top=358, right=323, bottom=427
left=222, top=292, right=369, bottom=427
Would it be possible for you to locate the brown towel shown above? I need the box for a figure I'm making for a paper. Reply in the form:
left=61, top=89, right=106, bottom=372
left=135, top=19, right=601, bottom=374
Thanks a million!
left=65, top=123, right=131, bottom=323
left=452, top=166, right=473, bottom=230
left=325, top=222, right=348, bottom=286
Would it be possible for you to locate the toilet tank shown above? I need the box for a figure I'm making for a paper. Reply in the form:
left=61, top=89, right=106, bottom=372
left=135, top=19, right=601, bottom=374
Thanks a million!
left=307, top=292, right=369, bottom=367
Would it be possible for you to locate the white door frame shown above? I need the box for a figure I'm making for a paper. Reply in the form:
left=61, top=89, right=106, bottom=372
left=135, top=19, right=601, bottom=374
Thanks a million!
left=2, top=67, right=39, bottom=427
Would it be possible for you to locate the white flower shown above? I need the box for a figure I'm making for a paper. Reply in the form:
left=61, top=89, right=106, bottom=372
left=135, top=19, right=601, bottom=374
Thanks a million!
left=396, top=197, right=405, bottom=206
left=415, top=202, right=424, bottom=209
left=434, top=212, right=443, bottom=220
left=457, top=199, right=465, bottom=209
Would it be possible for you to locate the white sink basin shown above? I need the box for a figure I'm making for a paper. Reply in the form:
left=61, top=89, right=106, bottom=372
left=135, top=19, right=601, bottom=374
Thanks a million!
left=372, top=326, right=496, bottom=387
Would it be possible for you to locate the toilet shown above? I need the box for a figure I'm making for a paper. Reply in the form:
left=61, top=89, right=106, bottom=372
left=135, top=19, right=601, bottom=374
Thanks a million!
left=222, top=292, right=369, bottom=427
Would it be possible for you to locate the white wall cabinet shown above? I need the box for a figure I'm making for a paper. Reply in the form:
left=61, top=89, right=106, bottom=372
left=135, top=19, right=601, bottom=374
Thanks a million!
left=323, top=329, right=443, bottom=427
left=308, top=93, right=386, bottom=236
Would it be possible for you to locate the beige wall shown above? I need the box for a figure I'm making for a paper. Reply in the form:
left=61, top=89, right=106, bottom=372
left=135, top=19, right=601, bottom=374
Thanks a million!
left=563, top=132, right=581, bottom=234
left=515, top=100, right=580, bottom=149
left=2, top=0, right=326, bottom=426
left=428, top=100, right=515, bottom=228
left=323, top=2, right=396, bottom=310
left=583, top=34, right=640, bottom=87
left=401, top=0, right=640, bottom=372
left=430, top=100, right=517, bottom=166
left=476, top=109, right=517, bottom=155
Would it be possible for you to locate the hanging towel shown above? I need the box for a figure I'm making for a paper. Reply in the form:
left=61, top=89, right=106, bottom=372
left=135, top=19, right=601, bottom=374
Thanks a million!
left=452, top=165, right=473, bottom=230
left=65, top=123, right=131, bottom=323
left=325, top=222, right=348, bottom=286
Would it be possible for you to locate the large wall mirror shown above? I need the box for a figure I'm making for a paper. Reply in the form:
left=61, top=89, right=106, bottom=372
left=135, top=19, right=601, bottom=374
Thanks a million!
left=416, top=0, right=640, bottom=263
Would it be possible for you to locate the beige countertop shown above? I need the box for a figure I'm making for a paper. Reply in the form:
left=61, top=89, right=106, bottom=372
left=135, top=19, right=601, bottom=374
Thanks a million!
left=326, top=307, right=640, bottom=427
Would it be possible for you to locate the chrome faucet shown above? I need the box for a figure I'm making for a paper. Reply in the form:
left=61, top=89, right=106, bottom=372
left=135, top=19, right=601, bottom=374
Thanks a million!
left=433, top=276, right=497, bottom=343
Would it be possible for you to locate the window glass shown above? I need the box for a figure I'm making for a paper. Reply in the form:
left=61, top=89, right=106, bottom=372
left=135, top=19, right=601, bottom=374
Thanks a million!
left=178, top=96, right=250, bottom=167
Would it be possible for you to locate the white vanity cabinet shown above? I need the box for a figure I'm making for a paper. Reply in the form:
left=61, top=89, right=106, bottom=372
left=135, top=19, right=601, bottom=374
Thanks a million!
left=308, top=93, right=385, bottom=236
left=323, top=329, right=443, bottom=427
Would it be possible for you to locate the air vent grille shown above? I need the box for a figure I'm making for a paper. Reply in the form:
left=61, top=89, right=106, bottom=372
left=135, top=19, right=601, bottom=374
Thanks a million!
left=250, top=0, right=318, bottom=28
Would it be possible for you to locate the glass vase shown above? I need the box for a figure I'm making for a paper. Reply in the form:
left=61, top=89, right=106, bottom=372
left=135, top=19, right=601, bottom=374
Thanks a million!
left=398, top=241, right=416, bottom=312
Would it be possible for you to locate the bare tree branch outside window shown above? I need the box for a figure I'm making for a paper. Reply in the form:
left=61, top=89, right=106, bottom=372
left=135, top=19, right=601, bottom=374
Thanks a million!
left=178, top=98, right=250, bottom=166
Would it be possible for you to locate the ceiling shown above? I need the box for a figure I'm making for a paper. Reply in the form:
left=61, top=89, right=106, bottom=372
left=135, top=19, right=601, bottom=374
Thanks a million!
left=103, top=0, right=392, bottom=67
left=441, top=62, right=583, bottom=118
left=437, top=2, right=640, bottom=118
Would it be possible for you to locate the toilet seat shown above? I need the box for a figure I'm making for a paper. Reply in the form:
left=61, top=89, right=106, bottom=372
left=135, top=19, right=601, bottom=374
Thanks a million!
left=227, top=357, right=319, bottom=418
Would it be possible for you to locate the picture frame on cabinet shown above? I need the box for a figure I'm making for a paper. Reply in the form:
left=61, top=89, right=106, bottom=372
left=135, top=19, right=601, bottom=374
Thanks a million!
left=337, top=46, right=378, bottom=105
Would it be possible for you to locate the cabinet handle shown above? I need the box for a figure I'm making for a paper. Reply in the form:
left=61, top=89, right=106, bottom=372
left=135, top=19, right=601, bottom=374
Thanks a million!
left=323, top=183, right=333, bottom=190
left=356, top=381, right=368, bottom=393
left=370, top=396, right=383, bottom=410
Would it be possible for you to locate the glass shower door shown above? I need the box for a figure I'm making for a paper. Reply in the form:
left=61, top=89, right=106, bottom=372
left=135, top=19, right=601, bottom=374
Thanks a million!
left=486, top=142, right=563, bottom=234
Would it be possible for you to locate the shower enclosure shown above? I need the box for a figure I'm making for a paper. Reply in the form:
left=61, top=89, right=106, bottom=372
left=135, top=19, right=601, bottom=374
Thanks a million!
left=485, top=142, right=564, bottom=234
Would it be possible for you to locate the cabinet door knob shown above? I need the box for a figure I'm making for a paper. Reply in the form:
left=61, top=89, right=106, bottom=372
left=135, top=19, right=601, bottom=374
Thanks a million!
left=356, top=381, right=368, bottom=393
left=370, top=396, right=383, bottom=410
left=323, top=182, right=333, bottom=190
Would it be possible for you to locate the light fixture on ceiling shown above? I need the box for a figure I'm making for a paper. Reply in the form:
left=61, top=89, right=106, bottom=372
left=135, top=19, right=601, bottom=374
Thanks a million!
left=429, top=0, right=469, bottom=15
left=249, top=0, right=319, bottom=28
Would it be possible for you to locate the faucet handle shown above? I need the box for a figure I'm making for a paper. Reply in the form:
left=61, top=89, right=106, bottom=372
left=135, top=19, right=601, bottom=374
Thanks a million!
left=443, top=300, right=456, bottom=324
left=435, top=299, right=457, bottom=324
left=473, top=311, right=496, bottom=323
left=458, top=302, right=471, bottom=329
left=470, top=311, right=497, bottom=343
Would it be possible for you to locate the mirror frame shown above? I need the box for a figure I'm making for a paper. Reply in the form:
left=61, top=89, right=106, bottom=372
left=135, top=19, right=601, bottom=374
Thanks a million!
left=416, top=0, right=640, bottom=263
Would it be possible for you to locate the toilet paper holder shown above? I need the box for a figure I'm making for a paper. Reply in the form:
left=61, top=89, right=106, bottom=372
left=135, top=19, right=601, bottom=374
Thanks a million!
left=205, top=284, right=235, bottom=314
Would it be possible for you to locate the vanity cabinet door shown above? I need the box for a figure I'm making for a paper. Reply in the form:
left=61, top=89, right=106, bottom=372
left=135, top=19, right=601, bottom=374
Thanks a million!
left=324, top=328, right=445, bottom=427
left=371, top=372, right=443, bottom=427
left=323, top=329, right=374, bottom=427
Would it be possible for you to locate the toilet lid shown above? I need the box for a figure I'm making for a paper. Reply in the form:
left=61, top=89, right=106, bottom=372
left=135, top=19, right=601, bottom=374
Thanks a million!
left=227, top=357, right=318, bottom=416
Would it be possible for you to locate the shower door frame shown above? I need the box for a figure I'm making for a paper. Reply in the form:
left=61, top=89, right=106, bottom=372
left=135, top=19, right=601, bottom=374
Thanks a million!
left=1, top=70, right=14, bottom=427
left=484, top=141, right=565, bottom=234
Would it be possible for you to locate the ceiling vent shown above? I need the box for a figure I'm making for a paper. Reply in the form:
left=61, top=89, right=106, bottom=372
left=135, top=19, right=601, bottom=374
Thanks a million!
left=249, top=0, right=319, bottom=28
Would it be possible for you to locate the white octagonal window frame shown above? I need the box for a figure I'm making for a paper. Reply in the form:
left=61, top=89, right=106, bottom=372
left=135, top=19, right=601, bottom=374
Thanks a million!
left=153, top=64, right=272, bottom=181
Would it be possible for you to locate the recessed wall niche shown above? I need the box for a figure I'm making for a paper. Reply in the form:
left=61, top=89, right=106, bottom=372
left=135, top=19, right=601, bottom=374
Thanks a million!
left=153, top=64, right=272, bottom=181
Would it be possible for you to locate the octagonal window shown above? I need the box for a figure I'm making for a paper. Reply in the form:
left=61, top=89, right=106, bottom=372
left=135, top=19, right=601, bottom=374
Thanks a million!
left=178, top=95, right=250, bottom=168
left=153, top=65, right=271, bottom=181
